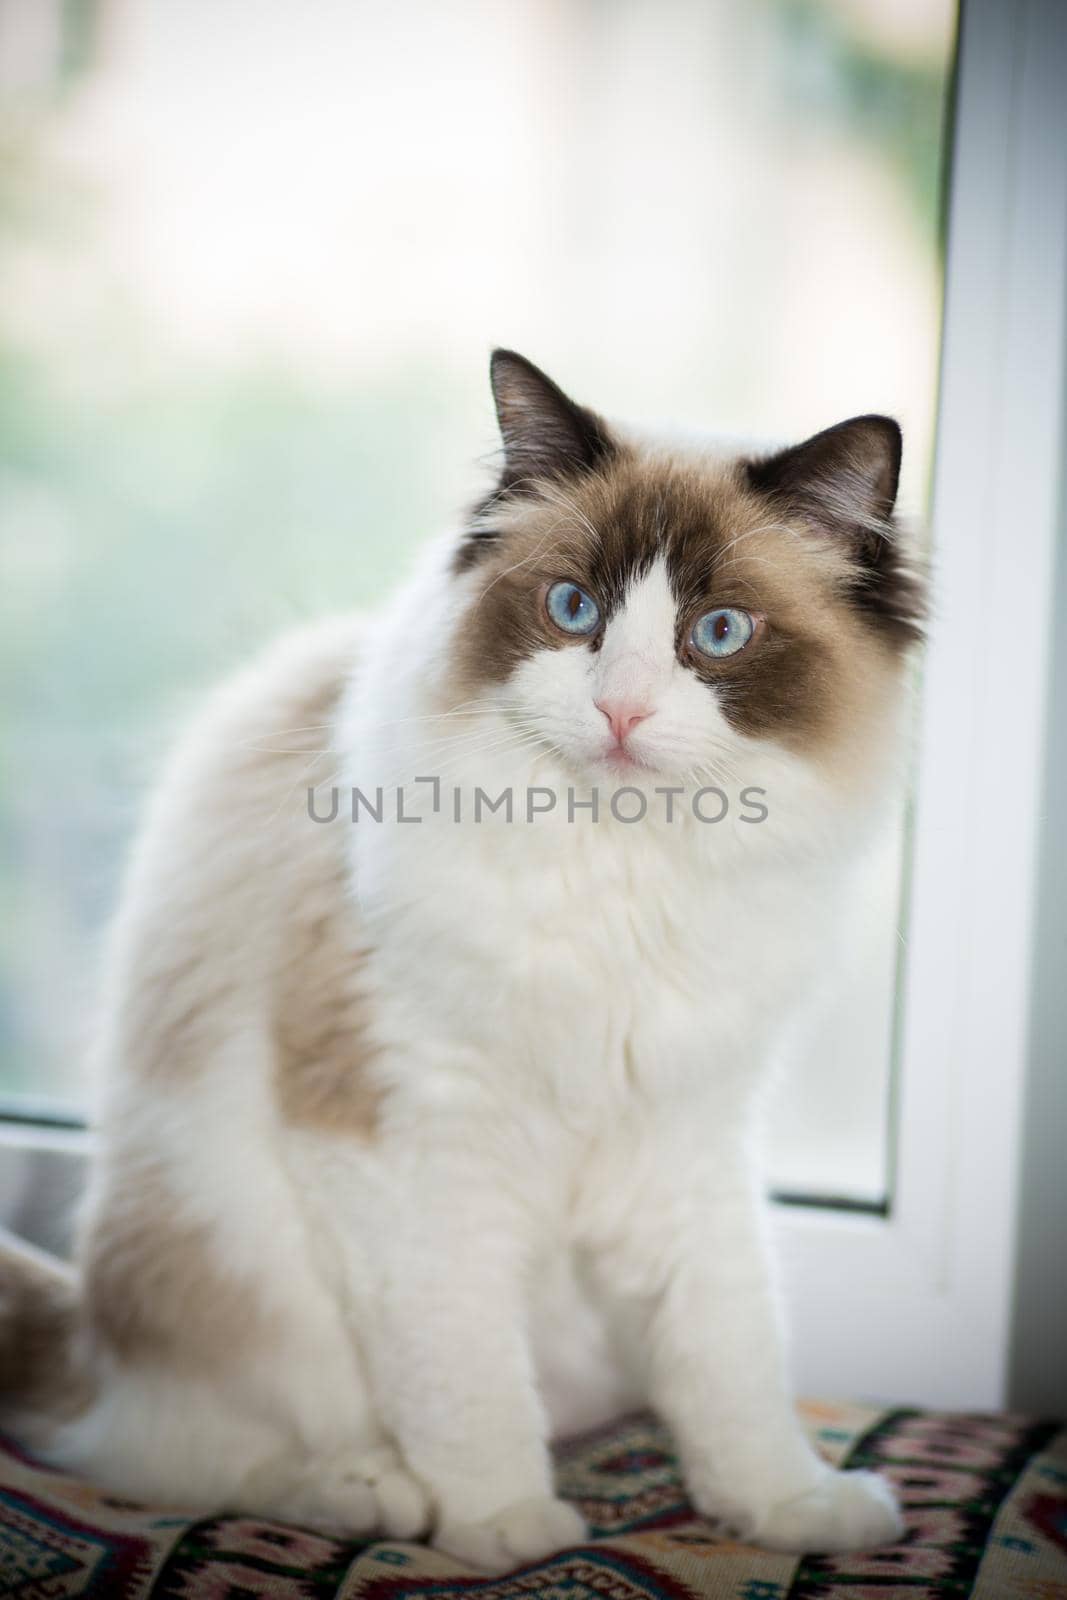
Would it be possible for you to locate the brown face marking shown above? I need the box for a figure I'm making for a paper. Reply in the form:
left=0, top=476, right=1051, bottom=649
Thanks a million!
left=456, top=455, right=846, bottom=752
left=451, top=354, right=924, bottom=769
left=747, top=414, right=925, bottom=650
left=457, top=350, right=616, bottom=571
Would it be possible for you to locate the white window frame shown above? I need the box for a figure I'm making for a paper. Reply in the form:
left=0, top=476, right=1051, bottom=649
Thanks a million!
left=777, top=0, right=1067, bottom=1411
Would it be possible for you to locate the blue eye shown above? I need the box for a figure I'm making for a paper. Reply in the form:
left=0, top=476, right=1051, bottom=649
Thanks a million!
left=692, top=607, right=755, bottom=659
left=546, top=580, right=601, bottom=636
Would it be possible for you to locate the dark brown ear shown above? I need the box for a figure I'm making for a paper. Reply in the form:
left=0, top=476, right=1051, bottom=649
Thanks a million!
left=749, top=415, right=924, bottom=647
left=747, top=415, right=902, bottom=562
left=490, top=349, right=615, bottom=493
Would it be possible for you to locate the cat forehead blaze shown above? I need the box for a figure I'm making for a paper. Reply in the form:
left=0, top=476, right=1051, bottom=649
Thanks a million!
left=450, top=350, right=923, bottom=764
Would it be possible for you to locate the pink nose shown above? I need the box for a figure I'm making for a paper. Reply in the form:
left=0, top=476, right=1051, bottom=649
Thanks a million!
left=595, top=699, right=652, bottom=746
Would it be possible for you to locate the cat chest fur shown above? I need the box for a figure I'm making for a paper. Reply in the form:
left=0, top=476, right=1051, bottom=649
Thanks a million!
left=355, top=802, right=820, bottom=1125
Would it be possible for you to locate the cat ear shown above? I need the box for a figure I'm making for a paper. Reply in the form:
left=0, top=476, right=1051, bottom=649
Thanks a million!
left=490, top=349, right=615, bottom=492
left=747, top=415, right=902, bottom=561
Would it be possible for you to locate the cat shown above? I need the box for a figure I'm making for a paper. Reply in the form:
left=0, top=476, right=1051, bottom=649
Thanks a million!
left=0, top=350, right=923, bottom=1571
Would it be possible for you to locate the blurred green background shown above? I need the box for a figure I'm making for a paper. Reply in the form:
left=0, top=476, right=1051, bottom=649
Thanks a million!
left=0, top=0, right=955, bottom=1119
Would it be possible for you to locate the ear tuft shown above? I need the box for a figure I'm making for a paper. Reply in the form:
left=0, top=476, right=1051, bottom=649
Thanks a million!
left=489, top=349, right=614, bottom=492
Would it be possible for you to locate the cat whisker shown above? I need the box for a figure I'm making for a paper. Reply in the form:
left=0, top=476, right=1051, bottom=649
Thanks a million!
left=713, top=517, right=803, bottom=566
left=362, top=713, right=544, bottom=773
left=246, top=697, right=531, bottom=756
left=535, top=483, right=603, bottom=550
left=264, top=746, right=339, bottom=828
left=360, top=723, right=553, bottom=796
left=469, top=509, right=590, bottom=610
left=237, top=723, right=337, bottom=755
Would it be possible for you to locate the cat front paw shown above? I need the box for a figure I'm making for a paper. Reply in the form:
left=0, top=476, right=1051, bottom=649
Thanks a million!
left=751, top=1470, right=903, bottom=1553
left=434, top=1495, right=588, bottom=1573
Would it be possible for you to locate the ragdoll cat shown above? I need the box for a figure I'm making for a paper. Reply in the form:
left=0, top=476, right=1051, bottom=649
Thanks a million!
left=0, top=351, right=923, bottom=1571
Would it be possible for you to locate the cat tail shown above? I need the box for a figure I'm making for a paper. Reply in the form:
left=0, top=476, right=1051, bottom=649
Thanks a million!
left=0, top=1228, right=91, bottom=1432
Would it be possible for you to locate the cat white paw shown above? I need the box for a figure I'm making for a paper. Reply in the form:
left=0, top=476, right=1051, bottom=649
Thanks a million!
left=247, top=1446, right=432, bottom=1540
left=434, top=1496, right=588, bottom=1573
left=294, top=1475, right=379, bottom=1537
left=752, top=1470, right=903, bottom=1553
left=355, top=1447, right=433, bottom=1540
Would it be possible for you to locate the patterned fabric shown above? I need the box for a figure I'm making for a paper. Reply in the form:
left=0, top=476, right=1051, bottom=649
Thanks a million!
left=1, top=1403, right=1064, bottom=1598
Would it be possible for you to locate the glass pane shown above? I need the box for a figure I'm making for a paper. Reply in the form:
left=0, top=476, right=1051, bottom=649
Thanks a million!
left=0, top=0, right=955, bottom=1201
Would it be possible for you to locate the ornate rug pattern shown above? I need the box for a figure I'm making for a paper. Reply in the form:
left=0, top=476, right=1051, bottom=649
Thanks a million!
left=1, top=1402, right=1064, bottom=1598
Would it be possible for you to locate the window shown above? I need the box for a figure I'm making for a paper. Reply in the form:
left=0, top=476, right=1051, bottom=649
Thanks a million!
left=0, top=2, right=956, bottom=1203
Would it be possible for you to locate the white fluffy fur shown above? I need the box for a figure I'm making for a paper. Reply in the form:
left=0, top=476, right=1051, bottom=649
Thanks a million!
left=26, top=520, right=906, bottom=1569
